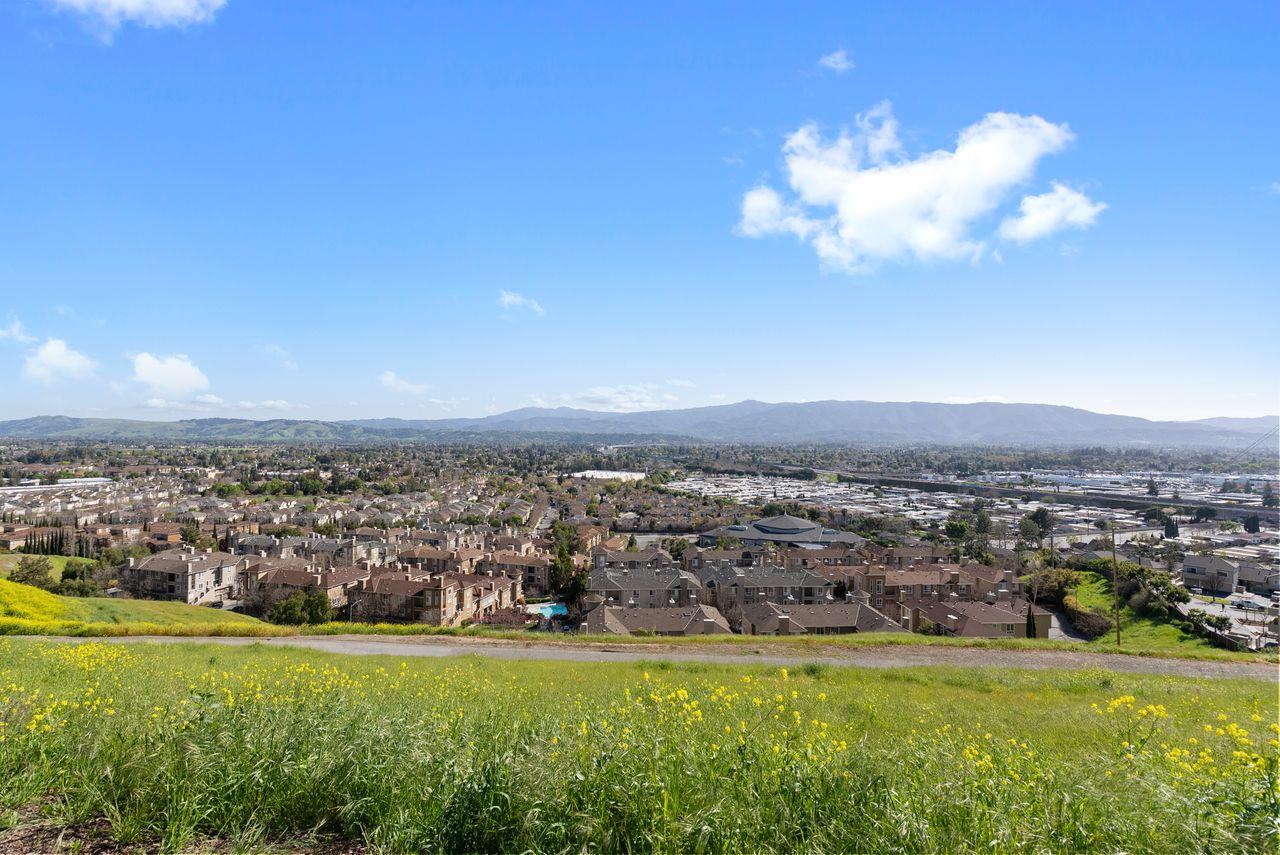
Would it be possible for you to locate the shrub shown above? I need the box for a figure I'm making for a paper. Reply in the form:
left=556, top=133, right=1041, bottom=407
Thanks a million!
left=10, top=555, right=54, bottom=589
left=1063, top=594, right=1114, bottom=639
left=268, top=590, right=334, bottom=625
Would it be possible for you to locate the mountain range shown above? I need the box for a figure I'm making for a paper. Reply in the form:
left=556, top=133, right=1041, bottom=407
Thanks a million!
left=0, top=401, right=1276, bottom=448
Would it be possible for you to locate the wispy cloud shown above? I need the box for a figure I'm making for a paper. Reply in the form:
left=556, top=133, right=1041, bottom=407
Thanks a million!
left=236, top=399, right=294, bottom=411
left=818, top=49, right=853, bottom=74
left=738, top=103, right=1096, bottom=272
left=48, top=0, right=227, bottom=42
left=667, top=379, right=696, bottom=388
left=379, top=370, right=430, bottom=395
left=258, top=343, right=297, bottom=371
left=498, top=290, right=545, bottom=317
left=943, top=395, right=1011, bottom=405
left=0, top=320, right=37, bottom=344
left=23, top=338, right=96, bottom=383
left=556, top=384, right=679, bottom=413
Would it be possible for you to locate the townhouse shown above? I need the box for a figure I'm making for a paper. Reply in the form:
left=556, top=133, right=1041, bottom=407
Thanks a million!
left=579, top=603, right=732, bottom=636
left=740, top=600, right=906, bottom=636
left=119, top=546, right=244, bottom=606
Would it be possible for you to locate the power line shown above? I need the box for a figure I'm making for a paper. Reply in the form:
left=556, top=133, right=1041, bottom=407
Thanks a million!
left=1218, top=425, right=1278, bottom=472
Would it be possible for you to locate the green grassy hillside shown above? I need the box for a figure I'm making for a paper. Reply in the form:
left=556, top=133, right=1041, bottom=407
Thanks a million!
left=0, top=554, right=97, bottom=585
left=0, top=577, right=265, bottom=628
left=1073, top=571, right=1223, bottom=655
left=0, top=639, right=1274, bottom=852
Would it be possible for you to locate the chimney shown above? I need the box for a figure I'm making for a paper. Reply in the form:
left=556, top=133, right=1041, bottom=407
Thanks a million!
left=777, top=613, right=791, bottom=636
left=853, top=589, right=870, bottom=606
left=126, top=557, right=136, bottom=569
left=702, top=617, right=717, bottom=634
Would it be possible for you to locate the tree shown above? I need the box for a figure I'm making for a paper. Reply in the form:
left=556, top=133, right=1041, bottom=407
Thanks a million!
left=1028, top=507, right=1055, bottom=534
left=973, top=508, right=992, bottom=536
left=944, top=520, right=969, bottom=542
left=1146, top=477, right=1158, bottom=496
left=268, top=590, right=333, bottom=625
left=10, top=554, right=54, bottom=589
left=550, top=543, right=585, bottom=605
left=1192, top=507, right=1217, bottom=523
left=1163, top=518, right=1179, bottom=539
left=1025, top=603, right=1037, bottom=638
left=625, top=534, right=639, bottom=552
left=1243, top=514, right=1261, bottom=534
left=1263, top=482, right=1277, bottom=508
left=1017, top=517, right=1041, bottom=546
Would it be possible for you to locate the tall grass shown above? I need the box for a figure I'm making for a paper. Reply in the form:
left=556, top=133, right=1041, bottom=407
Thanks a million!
left=1, top=639, right=1275, bottom=852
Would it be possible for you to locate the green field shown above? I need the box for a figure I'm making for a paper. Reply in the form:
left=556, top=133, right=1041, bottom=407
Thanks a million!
left=0, top=553, right=96, bottom=584
left=1072, top=571, right=1226, bottom=655
left=1, top=639, right=1275, bottom=852
left=0, top=578, right=265, bottom=629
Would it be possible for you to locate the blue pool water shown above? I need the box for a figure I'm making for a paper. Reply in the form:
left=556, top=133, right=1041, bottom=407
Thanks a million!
left=529, top=602, right=568, bottom=619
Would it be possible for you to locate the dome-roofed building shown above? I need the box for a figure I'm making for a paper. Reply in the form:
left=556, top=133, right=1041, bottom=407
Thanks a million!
left=700, top=513, right=865, bottom=549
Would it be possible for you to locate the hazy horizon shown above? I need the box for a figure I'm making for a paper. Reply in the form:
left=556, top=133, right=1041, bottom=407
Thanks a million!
left=2, top=398, right=1276, bottom=426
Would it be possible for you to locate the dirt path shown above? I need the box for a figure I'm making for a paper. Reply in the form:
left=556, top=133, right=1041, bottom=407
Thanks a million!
left=47, top=634, right=1279, bottom=681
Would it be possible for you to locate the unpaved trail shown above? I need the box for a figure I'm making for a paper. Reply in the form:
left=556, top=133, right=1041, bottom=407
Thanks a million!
left=36, top=633, right=1278, bottom=681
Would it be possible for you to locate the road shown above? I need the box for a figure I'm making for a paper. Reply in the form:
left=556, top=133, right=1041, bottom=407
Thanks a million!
left=46, top=633, right=1279, bottom=681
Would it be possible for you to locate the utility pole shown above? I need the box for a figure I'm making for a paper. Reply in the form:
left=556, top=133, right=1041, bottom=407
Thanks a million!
left=1110, top=523, right=1121, bottom=647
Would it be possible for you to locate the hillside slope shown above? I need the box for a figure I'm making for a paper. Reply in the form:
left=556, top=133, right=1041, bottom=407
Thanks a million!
left=0, top=578, right=264, bottom=627
left=2, top=401, right=1276, bottom=447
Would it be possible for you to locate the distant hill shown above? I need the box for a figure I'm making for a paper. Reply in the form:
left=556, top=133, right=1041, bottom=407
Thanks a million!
left=0, top=402, right=1275, bottom=448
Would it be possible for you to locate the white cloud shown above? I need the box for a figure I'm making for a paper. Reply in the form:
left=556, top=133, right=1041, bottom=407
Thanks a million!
left=667, top=379, right=696, bottom=388
left=23, top=338, right=96, bottom=383
left=818, top=49, right=853, bottom=73
left=0, top=320, right=37, bottom=344
left=855, top=100, right=901, bottom=164
left=194, top=393, right=224, bottom=405
left=943, top=395, right=1011, bottom=405
left=562, top=384, right=678, bottom=413
left=236, top=399, right=292, bottom=411
left=498, top=290, right=545, bottom=316
left=143, top=397, right=214, bottom=410
left=132, top=352, right=210, bottom=398
left=143, top=398, right=189, bottom=410
left=1268, top=181, right=1280, bottom=195
left=738, top=104, right=1083, bottom=272
left=258, top=343, right=297, bottom=371
left=48, top=0, right=226, bottom=39
left=379, top=370, right=430, bottom=395
left=998, top=182, right=1106, bottom=243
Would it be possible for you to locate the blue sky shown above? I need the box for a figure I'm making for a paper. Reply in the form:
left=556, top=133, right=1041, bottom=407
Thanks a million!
left=1, top=1, right=1276, bottom=422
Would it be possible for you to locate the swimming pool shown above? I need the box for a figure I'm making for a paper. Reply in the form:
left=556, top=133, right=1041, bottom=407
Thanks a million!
left=527, top=602, right=568, bottom=619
